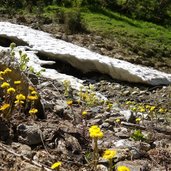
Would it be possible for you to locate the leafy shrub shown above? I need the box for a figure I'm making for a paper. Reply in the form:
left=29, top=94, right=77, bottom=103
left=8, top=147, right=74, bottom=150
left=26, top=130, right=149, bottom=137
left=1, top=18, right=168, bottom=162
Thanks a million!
left=63, top=10, right=86, bottom=34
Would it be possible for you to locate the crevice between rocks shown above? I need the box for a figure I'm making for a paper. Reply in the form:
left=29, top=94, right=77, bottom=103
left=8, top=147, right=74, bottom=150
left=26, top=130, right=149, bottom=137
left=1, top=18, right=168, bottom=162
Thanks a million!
left=37, top=51, right=112, bottom=83
left=0, top=35, right=29, bottom=47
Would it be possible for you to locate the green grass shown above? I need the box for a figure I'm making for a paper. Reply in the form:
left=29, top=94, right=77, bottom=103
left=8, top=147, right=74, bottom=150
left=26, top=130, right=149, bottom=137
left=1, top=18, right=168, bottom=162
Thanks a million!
left=42, top=5, right=171, bottom=59
left=82, top=9, right=171, bottom=58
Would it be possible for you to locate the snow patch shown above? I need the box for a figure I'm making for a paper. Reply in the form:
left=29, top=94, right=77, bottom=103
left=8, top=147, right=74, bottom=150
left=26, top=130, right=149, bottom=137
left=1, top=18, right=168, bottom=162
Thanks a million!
left=0, top=22, right=171, bottom=85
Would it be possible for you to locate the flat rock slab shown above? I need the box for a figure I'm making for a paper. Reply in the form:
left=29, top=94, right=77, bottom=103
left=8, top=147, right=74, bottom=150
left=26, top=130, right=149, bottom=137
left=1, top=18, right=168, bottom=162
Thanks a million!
left=0, top=22, right=171, bottom=85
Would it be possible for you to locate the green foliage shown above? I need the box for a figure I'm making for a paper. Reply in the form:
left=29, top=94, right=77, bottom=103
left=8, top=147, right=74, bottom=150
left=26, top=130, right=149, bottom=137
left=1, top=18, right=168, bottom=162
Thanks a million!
left=131, top=129, right=145, bottom=141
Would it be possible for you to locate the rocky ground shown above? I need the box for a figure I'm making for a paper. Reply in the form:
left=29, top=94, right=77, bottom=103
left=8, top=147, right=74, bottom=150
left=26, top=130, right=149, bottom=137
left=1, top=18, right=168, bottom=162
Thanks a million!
left=0, top=14, right=171, bottom=171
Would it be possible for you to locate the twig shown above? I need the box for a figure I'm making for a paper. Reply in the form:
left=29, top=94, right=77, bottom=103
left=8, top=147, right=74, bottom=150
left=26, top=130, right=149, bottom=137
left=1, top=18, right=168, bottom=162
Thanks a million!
left=121, top=122, right=171, bottom=135
left=0, top=142, right=52, bottom=171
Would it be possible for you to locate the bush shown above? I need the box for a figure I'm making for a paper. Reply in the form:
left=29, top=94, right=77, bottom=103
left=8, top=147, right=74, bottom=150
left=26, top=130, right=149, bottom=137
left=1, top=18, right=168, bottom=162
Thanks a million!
left=63, top=10, right=86, bottom=34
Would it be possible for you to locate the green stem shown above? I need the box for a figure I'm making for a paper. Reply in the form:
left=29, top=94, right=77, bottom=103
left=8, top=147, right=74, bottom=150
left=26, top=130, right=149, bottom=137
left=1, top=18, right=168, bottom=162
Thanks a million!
left=109, top=159, right=113, bottom=171
left=93, top=138, right=98, bottom=170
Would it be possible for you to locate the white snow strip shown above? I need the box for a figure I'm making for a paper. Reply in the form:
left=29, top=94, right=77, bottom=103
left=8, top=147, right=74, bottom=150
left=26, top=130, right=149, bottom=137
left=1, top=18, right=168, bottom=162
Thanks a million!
left=0, top=22, right=171, bottom=85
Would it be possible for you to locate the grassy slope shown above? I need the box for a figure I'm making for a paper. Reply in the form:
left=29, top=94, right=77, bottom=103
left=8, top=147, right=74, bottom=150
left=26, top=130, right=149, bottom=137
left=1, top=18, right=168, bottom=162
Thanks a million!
left=44, top=6, right=171, bottom=59
left=82, top=9, right=171, bottom=58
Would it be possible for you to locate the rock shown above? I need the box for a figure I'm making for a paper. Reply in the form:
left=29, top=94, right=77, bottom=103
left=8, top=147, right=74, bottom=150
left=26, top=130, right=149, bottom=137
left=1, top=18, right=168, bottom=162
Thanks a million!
left=53, top=100, right=68, bottom=116
left=0, top=117, right=10, bottom=141
left=96, top=164, right=108, bottom=171
left=17, top=124, right=43, bottom=145
left=120, top=110, right=136, bottom=123
left=17, top=144, right=33, bottom=158
left=88, top=119, right=102, bottom=125
left=123, top=90, right=130, bottom=96
left=114, top=127, right=130, bottom=138
left=101, top=122, right=110, bottom=128
left=0, top=22, right=171, bottom=85
left=115, top=160, right=149, bottom=171
left=19, top=161, right=42, bottom=171
left=65, top=134, right=82, bottom=154
left=33, top=150, right=51, bottom=165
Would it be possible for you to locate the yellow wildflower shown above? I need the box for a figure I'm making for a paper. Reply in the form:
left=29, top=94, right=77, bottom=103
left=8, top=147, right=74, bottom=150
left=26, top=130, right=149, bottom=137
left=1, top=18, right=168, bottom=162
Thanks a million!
left=145, top=105, right=151, bottom=109
left=102, top=149, right=117, bottom=160
left=67, top=100, right=73, bottom=106
left=51, top=161, right=62, bottom=170
left=16, top=94, right=26, bottom=101
left=136, top=117, right=141, bottom=123
left=89, top=125, right=103, bottom=139
left=1, top=82, right=10, bottom=88
left=138, top=106, right=145, bottom=113
left=4, top=68, right=12, bottom=74
left=31, top=91, right=37, bottom=95
left=7, top=87, right=16, bottom=94
left=125, top=101, right=131, bottom=105
left=131, top=107, right=137, bottom=112
left=27, top=95, right=38, bottom=101
left=150, top=106, right=156, bottom=111
left=115, top=118, right=121, bottom=123
left=0, top=103, right=10, bottom=111
left=0, top=76, right=4, bottom=80
left=28, top=86, right=35, bottom=91
left=82, top=111, right=87, bottom=116
left=117, top=166, right=130, bottom=171
left=0, top=71, right=5, bottom=75
left=29, top=108, right=38, bottom=115
left=14, top=80, right=21, bottom=85
left=158, top=108, right=165, bottom=113
left=15, top=100, right=24, bottom=104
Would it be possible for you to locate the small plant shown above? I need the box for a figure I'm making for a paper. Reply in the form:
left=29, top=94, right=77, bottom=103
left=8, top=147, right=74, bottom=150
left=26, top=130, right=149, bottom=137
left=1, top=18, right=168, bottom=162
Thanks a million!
left=89, top=125, right=103, bottom=170
left=102, top=149, right=117, bottom=171
left=63, top=80, right=71, bottom=97
left=131, top=129, right=145, bottom=141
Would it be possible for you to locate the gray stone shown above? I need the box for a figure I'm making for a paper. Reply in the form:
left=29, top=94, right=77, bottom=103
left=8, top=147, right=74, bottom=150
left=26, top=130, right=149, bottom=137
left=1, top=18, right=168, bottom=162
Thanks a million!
left=88, top=118, right=103, bottom=126
left=101, top=122, right=110, bottom=128
left=120, top=110, right=136, bottom=123
left=96, top=164, right=108, bottom=171
left=114, top=127, right=130, bottom=138
left=115, top=160, right=149, bottom=171
left=17, top=124, right=43, bottom=145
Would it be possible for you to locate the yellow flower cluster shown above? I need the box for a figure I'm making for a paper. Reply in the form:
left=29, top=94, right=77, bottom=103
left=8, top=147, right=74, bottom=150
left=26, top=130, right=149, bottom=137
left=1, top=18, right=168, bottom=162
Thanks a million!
left=0, top=103, right=10, bottom=111
left=7, top=87, right=16, bottom=94
left=29, top=108, right=38, bottom=115
left=117, top=166, right=130, bottom=171
left=51, top=161, right=62, bottom=169
left=1, top=82, right=10, bottom=88
left=89, top=125, right=103, bottom=139
left=102, top=149, right=117, bottom=160
left=15, top=93, right=26, bottom=104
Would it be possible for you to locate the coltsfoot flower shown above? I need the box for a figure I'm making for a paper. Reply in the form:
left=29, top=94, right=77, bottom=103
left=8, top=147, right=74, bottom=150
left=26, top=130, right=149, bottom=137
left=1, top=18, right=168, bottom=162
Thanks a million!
left=28, top=86, right=35, bottom=91
left=117, top=165, right=130, bottom=171
left=102, top=149, right=117, bottom=160
left=31, top=91, right=37, bottom=95
left=1, top=82, right=10, bottom=88
left=67, top=100, right=73, bottom=106
left=16, top=94, right=26, bottom=101
left=4, top=68, right=12, bottom=74
left=82, top=110, right=87, bottom=116
left=14, top=80, right=21, bottom=85
left=29, top=108, right=38, bottom=115
left=89, top=125, right=103, bottom=139
left=27, top=95, right=38, bottom=101
left=51, top=161, right=62, bottom=170
left=0, top=103, right=10, bottom=111
left=7, top=87, right=16, bottom=94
